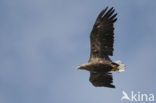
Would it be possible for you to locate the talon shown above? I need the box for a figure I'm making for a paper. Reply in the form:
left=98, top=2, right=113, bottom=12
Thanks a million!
left=111, top=64, right=118, bottom=71
left=112, top=65, right=117, bottom=68
left=112, top=68, right=116, bottom=71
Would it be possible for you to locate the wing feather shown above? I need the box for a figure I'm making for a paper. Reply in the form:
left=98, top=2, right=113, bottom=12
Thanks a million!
left=89, top=7, right=117, bottom=60
left=89, top=71, right=115, bottom=88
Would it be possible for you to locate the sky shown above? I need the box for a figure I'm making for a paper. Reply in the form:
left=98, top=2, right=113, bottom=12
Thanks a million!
left=0, top=0, right=156, bottom=103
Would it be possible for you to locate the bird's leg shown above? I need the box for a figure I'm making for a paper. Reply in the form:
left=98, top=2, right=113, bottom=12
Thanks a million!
left=111, top=64, right=118, bottom=71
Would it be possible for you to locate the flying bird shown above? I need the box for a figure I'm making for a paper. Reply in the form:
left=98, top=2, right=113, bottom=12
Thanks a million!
left=77, top=7, right=126, bottom=88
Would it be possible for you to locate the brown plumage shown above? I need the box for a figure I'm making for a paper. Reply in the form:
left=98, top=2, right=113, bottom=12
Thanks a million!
left=77, top=7, right=118, bottom=88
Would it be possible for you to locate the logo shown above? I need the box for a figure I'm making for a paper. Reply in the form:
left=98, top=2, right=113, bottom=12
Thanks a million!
left=121, top=91, right=155, bottom=102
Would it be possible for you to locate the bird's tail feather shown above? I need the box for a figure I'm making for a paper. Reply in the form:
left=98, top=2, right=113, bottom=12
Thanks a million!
left=114, top=60, right=126, bottom=72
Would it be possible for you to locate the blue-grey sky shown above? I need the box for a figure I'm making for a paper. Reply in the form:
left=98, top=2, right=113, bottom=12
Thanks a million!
left=0, top=0, right=156, bottom=103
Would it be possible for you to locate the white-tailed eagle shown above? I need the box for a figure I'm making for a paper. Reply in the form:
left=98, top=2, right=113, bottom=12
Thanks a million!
left=77, top=7, right=126, bottom=88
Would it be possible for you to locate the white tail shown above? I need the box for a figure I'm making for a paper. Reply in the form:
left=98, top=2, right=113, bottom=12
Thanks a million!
left=114, top=60, right=126, bottom=72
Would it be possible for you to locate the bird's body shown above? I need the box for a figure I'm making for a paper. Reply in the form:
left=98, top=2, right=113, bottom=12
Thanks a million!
left=77, top=7, right=126, bottom=88
left=78, top=58, right=112, bottom=72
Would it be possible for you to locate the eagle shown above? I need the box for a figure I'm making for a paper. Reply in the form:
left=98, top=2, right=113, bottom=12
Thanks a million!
left=77, top=7, right=126, bottom=88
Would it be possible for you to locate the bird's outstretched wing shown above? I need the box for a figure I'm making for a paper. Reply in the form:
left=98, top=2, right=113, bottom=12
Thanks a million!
left=89, top=71, right=115, bottom=88
left=89, top=7, right=117, bottom=60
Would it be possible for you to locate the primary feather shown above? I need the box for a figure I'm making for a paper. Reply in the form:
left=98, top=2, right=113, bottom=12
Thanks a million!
left=89, top=6, right=117, bottom=60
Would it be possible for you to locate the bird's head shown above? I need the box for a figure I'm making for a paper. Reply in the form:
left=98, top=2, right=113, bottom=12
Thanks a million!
left=76, top=65, right=85, bottom=70
left=76, top=63, right=90, bottom=71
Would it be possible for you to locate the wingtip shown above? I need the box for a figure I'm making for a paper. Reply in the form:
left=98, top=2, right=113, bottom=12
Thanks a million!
left=105, top=6, right=109, bottom=9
